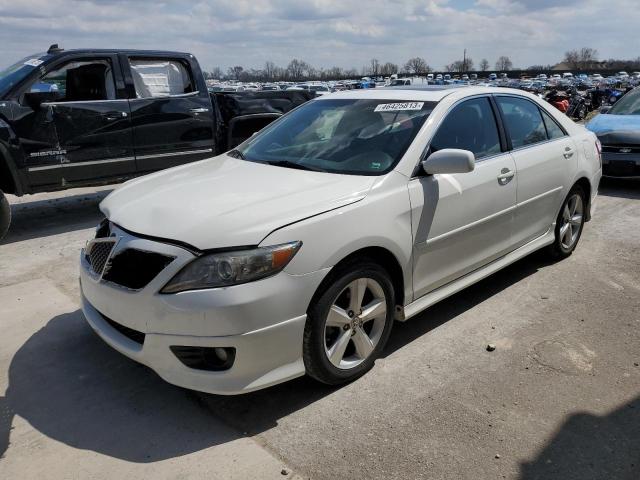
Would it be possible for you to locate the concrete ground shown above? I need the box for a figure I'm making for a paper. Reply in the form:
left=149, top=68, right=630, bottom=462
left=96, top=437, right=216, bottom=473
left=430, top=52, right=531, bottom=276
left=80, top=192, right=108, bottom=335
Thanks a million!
left=0, top=179, right=638, bottom=480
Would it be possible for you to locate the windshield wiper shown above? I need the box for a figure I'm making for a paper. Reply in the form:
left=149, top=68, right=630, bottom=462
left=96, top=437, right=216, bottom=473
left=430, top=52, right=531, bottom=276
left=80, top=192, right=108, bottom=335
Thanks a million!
left=227, top=149, right=245, bottom=159
left=266, top=160, right=327, bottom=172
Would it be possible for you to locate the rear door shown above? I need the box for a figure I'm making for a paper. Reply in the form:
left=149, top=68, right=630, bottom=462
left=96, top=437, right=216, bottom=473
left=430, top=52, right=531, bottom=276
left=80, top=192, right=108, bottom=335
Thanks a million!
left=494, top=96, right=575, bottom=248
left=409, top=96, right=518, bottom=298
left=124, top=55, right=215, bottom=173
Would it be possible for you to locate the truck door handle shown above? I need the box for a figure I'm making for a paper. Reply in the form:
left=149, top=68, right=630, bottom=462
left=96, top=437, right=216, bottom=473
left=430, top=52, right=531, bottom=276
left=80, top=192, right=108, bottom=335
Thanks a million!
left=102, top=111, right=128, bottom=121
left=497, top=168, right=515, bottom=185
left=189, top=107, right=210, bottom=114
left=563, top=147, right=574, bottom=159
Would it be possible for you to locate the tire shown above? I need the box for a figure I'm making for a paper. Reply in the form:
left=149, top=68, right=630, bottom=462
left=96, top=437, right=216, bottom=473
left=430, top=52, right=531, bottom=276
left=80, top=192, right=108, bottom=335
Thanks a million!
left=546, top=185, right=586, bottom=260
left=0, top=190, right=10, bottom=241
left=303, top=259, right=395, bottom=385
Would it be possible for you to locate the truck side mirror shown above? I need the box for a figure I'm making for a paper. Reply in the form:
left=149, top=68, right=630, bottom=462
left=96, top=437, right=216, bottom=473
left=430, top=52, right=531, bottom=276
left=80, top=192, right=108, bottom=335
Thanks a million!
left=20, top=91, right=60, bottom=110
left=422, top=149, right=475, bottom=175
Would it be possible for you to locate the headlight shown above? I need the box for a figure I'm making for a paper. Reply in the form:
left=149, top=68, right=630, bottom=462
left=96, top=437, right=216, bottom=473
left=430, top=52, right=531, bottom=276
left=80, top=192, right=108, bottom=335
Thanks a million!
left=161, top=241, right=302, bottom=293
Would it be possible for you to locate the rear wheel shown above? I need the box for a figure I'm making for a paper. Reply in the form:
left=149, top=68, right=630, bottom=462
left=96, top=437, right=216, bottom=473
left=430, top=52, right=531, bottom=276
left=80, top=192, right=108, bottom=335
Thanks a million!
left=546, top=185, right=586, bottom=259
left=0, top=190, right=10, bottom=241
left=303, top=260, right=395, bottom=385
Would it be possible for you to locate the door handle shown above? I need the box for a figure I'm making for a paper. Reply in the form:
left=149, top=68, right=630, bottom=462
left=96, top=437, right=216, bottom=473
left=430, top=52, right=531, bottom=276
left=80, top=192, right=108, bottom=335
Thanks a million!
left=102, top=111, right=128, bottom=121
left=497, top=168, right=515, bottom=185
left=563, top=146, right=574, bottom=158
left=189, top=107, right=210, bottom=114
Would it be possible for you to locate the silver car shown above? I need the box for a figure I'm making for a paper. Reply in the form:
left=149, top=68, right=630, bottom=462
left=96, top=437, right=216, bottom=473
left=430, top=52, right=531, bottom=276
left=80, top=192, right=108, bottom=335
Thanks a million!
left=80, top=86, right=602, bottom=394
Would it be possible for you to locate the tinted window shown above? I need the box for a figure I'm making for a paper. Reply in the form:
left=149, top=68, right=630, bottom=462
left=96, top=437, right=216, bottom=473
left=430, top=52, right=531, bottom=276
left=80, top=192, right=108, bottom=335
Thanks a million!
left=129, top=59, right=195, bottom=98
left=237, top=99, right=435, bottom=175
left=430, top=97, right=501, bottom=160
left=497, top=97, right=547, bottom=148
left=608, top=88, right=640, bottom=115
left=540, top=109, right=566, bottom=140
left=29, top=59, right=116, bottom=101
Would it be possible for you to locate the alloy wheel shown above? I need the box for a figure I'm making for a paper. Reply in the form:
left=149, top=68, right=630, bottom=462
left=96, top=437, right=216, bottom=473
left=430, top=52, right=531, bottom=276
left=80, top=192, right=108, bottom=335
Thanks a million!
left=323, top=277, right=387, bottom=369
left=559, top=193, right=584, bottom=250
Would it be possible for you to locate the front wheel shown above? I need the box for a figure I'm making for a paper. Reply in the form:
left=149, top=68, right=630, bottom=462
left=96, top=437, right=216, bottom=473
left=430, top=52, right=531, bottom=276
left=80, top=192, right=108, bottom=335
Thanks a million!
left=303, top=260, right=395, bottom=385
left=546, top=185, right=586, bottom=259
left=0, top=190, right=10, bottom=241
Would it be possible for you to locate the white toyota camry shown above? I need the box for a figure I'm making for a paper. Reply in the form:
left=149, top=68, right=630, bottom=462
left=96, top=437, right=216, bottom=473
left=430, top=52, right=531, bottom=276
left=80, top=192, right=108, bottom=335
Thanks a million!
left=80, top=86, right=602, bottom=394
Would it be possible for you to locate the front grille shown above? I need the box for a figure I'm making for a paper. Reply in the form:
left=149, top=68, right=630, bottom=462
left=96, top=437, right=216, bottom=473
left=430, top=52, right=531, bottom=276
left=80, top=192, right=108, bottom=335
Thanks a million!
left=86, top=239, right=116, bottom=276
left=102, top=249, right=175, bottom=290
left=602, top=144, right=640, bottom=154
left=100, top=312, right=146, bottom=345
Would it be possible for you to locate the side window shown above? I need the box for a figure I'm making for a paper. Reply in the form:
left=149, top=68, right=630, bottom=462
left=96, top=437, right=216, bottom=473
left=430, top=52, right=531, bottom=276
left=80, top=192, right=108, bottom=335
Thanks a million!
left=496, top=97, right=547, bottom=148
left=540, top=108, right=566, bottom=140
left=30, top=59, right=116, bottom=101
left=430, top=97, right=501, bottom=160
left=129, top=59, right=195, bottom=98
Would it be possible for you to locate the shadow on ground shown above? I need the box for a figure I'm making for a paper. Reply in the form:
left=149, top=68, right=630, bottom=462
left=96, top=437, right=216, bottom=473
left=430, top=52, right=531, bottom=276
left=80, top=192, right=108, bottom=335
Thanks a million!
left=2, top=189, right=111, bottom=245
left=0, top=250, right=553, bottom=463
left=519, top=395, right=640, bottom=480
left=599, top=177, right=639, bottom=200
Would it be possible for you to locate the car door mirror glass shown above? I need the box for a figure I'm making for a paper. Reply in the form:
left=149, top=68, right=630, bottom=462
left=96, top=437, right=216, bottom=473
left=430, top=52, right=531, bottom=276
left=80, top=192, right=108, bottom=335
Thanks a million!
left=599, top=106, right=611, bottom=114
left=422, top=149, right=475, bottom=175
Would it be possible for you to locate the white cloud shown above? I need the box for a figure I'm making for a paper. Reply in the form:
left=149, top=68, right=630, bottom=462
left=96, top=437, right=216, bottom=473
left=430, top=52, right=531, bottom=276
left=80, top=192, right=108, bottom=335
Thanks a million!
left=0, top=0, right=638, bottom=71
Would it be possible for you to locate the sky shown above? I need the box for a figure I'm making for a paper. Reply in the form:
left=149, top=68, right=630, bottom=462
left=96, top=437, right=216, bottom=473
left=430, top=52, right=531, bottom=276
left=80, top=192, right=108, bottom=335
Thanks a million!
left=0, top=0, right=638, bottom=72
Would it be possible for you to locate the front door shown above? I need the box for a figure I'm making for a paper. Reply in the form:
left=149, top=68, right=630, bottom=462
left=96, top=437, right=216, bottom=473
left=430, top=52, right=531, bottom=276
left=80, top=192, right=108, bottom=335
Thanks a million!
left=409, top=96, right=518, bottom=299
left=18, top=54, right=134, bottom=187
left=124, top=56, right=215, bottom=173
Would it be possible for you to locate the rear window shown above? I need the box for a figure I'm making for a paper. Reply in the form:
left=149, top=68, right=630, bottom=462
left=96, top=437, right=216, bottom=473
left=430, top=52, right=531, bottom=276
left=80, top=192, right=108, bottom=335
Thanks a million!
left=129, top=58, right=195, bottom=98
left=496, top=97, right=547, bottom=148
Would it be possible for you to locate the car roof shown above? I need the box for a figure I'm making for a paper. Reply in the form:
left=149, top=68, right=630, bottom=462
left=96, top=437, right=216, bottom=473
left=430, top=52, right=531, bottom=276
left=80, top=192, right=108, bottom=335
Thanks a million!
left=316, top=85, right=510, bottom=102
left=49, top=48, right=192, bottom=58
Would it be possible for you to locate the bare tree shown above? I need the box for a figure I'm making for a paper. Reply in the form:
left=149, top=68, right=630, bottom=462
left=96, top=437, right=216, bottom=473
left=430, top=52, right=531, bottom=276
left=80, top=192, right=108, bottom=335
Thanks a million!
left=263, top=61, right=277, bottom=81
left=286, top=59, right=305, bottom=80
left=370, top=58, right=380, bottom=76
left=404, top=57, right=430, bottom=74
left=380, top=62, right=398, bottom=76
left=495, top=56, right=513, bottom=71
left=227, top=66, right=244, bottom=80
left=479, top=59, right=490, bottom=72
left=446, top=57, right=474, bottom=73
left=579, top=47, right=598, bottom=68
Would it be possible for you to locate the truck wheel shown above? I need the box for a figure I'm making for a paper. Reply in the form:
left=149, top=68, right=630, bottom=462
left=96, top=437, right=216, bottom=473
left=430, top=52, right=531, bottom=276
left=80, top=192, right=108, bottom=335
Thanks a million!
left=0, top=190, right=10, bottom=241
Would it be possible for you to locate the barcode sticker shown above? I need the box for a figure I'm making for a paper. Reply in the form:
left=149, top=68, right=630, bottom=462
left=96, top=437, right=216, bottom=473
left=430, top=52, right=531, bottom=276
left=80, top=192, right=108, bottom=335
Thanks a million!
left=24, top=59, right=44, bottom=67
left=374, top=102, right=424, bottom=112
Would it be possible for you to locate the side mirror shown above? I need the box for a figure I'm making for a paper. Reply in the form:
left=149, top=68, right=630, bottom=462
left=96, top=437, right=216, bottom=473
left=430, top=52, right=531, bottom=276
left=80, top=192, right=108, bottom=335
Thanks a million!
left=21, top=91, right=60, bottom=110
left=422, top=149, right=475, bottom=175
left=599, top=106, right=611, bottom=114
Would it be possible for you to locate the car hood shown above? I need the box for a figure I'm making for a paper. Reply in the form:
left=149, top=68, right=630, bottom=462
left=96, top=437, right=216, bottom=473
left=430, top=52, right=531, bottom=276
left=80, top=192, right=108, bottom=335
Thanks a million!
left=586, top=114, right=640, bottom=144
left=100, top=155, right=375, bottom=250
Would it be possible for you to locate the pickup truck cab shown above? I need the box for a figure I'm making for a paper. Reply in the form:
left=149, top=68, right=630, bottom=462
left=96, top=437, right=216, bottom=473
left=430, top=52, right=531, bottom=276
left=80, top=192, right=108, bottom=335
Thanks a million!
left=0, top=45, right=312, bottom=239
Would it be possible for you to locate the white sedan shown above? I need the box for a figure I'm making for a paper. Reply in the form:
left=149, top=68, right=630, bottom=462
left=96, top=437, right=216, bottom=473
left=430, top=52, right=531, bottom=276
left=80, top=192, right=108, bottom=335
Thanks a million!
left=80, top=86, right=602, bottom=394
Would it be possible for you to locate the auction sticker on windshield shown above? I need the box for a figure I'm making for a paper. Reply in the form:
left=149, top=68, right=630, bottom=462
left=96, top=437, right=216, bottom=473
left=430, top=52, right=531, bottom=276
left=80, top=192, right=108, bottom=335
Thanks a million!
left=374, top=102, right=424, bottom=112
left=23, top=59, right=44, bottom=67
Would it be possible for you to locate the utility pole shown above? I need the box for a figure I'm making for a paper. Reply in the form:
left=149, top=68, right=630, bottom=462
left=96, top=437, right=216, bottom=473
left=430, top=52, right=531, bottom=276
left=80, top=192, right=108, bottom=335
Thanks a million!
left=463, top=48, right=467, bottom=73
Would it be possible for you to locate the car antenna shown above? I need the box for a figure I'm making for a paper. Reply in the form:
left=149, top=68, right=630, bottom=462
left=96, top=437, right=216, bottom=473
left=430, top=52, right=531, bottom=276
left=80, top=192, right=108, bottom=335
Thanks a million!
left=47, top=44, right=63, bottom=54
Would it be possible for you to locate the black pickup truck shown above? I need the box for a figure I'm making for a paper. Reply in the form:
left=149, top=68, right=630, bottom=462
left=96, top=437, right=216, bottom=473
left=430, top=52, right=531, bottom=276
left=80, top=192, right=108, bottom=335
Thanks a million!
left=0, top=45, right=313, bottom=239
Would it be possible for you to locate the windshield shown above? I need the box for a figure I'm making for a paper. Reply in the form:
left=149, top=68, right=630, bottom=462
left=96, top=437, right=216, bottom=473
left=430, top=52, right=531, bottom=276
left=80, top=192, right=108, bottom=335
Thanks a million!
left=0, top=53, right=47, bottom=97
left=309, top=85, right=328, bottom=92
left=608, top=89, right=640, bottom=115
left=236, top=98, right=435, bottom=175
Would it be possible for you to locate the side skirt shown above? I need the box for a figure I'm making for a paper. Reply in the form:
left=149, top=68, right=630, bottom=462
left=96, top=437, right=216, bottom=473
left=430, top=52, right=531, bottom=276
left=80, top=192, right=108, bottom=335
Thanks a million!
left=399, top=228, right=555, bottom=322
